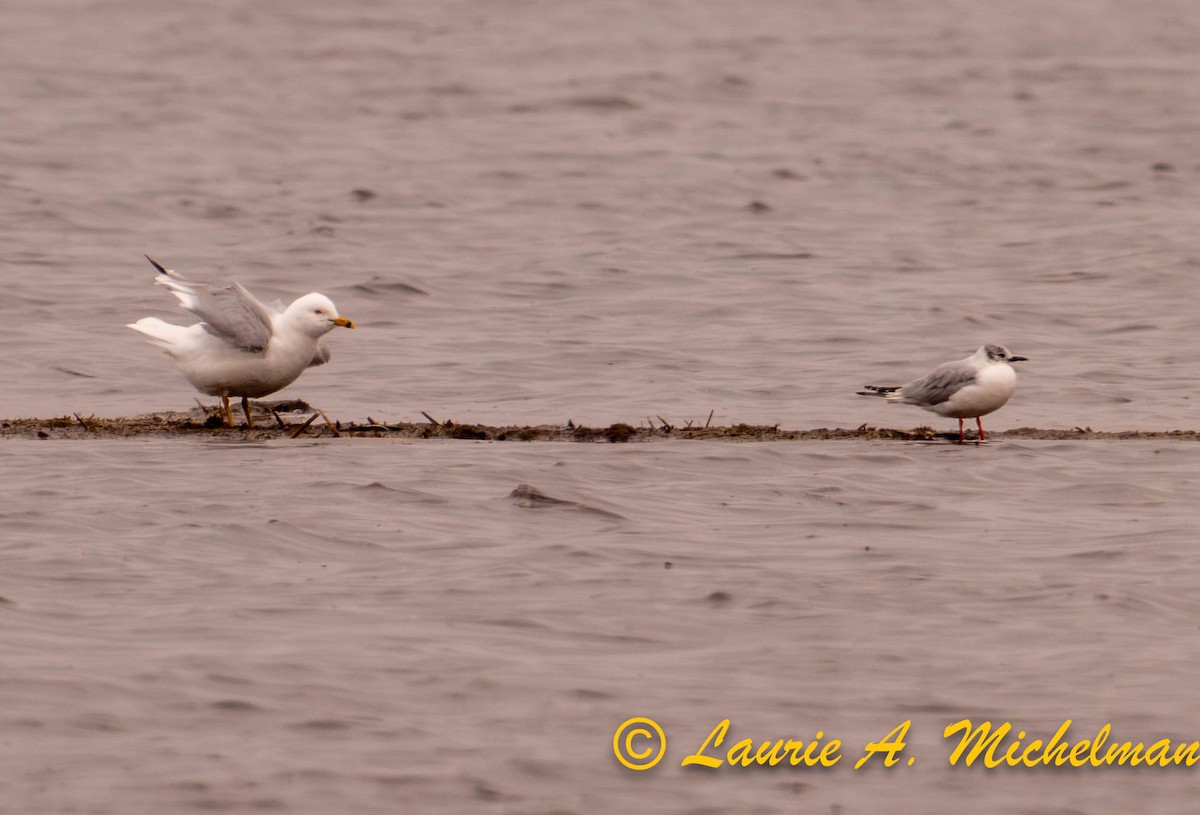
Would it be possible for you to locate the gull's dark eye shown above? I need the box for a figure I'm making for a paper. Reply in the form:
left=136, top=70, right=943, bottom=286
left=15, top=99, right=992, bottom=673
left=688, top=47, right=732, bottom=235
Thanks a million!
left=314, top=308, right=324, bottom=315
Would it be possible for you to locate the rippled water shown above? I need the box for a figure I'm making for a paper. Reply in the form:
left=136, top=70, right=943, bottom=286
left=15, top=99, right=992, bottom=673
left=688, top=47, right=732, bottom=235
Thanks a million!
left=8, top=439, right=1200, bottom=813
left=5, top=1, right=1200, bottom=812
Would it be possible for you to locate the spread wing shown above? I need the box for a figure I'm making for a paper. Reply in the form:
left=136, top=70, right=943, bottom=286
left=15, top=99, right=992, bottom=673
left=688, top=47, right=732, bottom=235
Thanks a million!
left=899, top=361, right=978, bottom=406
left=309, top=344, right=331, bottom=367
left=146, top=256, right=276, bottom=352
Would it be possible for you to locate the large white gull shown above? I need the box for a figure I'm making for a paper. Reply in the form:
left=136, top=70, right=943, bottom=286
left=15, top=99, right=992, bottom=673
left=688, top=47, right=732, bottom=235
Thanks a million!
left=127, top=256, right=355, bottom=427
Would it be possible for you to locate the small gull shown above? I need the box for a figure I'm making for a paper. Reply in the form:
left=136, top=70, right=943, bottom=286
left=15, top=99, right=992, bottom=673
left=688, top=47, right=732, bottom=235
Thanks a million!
left=127, top=256, right=355, bottom=428
left=858, top=345, right=1028, bottom=442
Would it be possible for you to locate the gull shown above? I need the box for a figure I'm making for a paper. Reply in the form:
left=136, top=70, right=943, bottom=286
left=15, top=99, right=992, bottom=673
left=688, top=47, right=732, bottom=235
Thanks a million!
left=858, top=345, right=1028, bottom=442
left=127, top=256, right=355, bottom=428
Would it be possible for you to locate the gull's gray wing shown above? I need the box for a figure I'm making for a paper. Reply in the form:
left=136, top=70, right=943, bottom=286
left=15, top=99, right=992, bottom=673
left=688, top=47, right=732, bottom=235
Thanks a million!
left=899, top=360, right=978, bottom=407
left=309, top=344, right=331, bottom=367
left=194, top=281, right=276, bottom=351
left=147, top=256, right=276, bottom=352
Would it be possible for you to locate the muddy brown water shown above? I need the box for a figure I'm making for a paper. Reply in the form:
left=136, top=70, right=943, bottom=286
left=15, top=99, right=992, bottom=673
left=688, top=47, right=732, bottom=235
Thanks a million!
left=5, top=1, right=1200, bottom=813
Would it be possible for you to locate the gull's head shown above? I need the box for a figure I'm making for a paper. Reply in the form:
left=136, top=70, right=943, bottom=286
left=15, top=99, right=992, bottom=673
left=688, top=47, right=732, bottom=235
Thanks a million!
left=285, top=293, right=356, bottom=337
left=982, top=344, right=1027, bottom=364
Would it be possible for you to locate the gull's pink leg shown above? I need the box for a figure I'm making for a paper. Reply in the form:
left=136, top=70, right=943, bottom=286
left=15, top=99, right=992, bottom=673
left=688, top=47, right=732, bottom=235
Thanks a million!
left=977, top=416, right=985, bottom=441
left=958, top=418, right=965, bottom=442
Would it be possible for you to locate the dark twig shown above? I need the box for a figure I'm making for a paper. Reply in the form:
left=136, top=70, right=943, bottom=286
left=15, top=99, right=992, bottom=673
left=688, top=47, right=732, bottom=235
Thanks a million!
left=705, top=409, right=714, bottom=428
left=269, top=407, right=286, bottom=429
left=421, top=411, right=440, bottom=426
left=73, top=412, right=91, bottom=432
left=289, top=413, right=319, bottom=439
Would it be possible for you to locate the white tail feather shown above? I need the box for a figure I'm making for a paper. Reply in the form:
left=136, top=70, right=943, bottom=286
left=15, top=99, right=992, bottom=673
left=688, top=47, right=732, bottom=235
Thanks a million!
left=126, top=317, right=191, bottom=350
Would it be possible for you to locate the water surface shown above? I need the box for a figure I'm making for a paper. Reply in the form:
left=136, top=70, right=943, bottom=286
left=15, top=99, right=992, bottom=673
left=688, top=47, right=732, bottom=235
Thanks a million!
left=4, top=1, right=1200, bottom=812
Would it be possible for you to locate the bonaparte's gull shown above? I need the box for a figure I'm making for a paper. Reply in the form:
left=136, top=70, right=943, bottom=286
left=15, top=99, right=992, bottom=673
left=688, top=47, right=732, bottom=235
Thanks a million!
left=858, top=345, right=1027, bottom=441
left=127, top=256, right=355, bottom=428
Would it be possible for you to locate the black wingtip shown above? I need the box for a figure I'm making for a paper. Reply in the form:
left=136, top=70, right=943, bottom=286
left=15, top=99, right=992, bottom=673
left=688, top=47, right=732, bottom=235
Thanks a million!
left=144, top=255, right=168, bottom=275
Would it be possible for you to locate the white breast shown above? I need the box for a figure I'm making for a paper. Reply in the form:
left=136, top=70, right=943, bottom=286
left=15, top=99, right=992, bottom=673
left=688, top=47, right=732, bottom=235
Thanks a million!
left=931, top=364, right=1017, bottom=419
